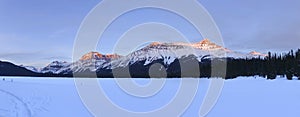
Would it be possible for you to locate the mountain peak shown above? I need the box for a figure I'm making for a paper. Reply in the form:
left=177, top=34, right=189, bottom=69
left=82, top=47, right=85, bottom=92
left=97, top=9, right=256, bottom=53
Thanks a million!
left=192, top=39, right=228, bottom=51
left=50, top=61, right=68, bottom=64
left=149, top=42, right=162, bottom=46
left=47, top=61, right=69, bottom=67
left=199, top=39, right=212, bottom=44
left=80, top=51, right=120, bottom=61
left=80, top=52, right=103, bottom=61
left=249, top=51, right=267, bottom=57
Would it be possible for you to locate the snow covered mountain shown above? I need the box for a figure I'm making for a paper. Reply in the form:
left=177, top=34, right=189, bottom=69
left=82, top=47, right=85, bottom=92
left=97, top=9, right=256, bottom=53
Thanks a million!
left=25, top=39, right=267, bottom=74
left=108, top=39, right=266, bottom=69
left=70, top=52, right=121, bottom=73
left=40, top=61, right=70, bottom=74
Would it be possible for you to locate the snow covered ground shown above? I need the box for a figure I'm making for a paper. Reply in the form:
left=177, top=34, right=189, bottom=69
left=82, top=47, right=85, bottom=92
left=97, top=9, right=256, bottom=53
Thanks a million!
left=0, top=76, right=300, bottom=117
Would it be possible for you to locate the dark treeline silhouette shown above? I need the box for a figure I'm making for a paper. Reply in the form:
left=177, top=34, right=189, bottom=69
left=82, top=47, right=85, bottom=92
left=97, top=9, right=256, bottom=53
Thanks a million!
left=218, top=49, right=300, bottom=80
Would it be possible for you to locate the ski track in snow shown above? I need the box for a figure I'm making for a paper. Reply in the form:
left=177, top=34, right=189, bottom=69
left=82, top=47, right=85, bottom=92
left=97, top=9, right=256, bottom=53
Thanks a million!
left=0, top=79, right=52, bottom=117
left=0, top=89, right=31, bottom=117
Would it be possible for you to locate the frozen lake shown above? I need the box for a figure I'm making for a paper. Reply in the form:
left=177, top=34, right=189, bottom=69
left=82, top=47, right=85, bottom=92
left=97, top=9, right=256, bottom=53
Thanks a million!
left=0, top=76, right=300, bottom=117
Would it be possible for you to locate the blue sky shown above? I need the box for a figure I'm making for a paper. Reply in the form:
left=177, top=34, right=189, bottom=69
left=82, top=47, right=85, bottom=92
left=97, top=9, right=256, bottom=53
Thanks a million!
left=0, top=0, right=299, bottom=67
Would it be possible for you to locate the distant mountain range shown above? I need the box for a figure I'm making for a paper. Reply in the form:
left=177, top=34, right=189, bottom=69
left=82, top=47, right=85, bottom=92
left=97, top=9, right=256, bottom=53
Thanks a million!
left=0, top=39, right=267, bottom=77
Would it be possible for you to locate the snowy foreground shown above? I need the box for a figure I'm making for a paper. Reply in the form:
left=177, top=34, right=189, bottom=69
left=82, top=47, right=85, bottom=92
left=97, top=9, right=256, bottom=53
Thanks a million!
left=0, top=77, right=300, bottom=117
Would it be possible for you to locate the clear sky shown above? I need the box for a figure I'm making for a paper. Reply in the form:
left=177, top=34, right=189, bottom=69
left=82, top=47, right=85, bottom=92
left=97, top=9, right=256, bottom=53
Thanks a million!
left=0, top=0, right=299, bottom=67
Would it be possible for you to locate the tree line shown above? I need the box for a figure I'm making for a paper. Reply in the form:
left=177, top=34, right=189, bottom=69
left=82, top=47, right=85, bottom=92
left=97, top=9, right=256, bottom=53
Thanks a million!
left=219, top=49, right=300, bottom=80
